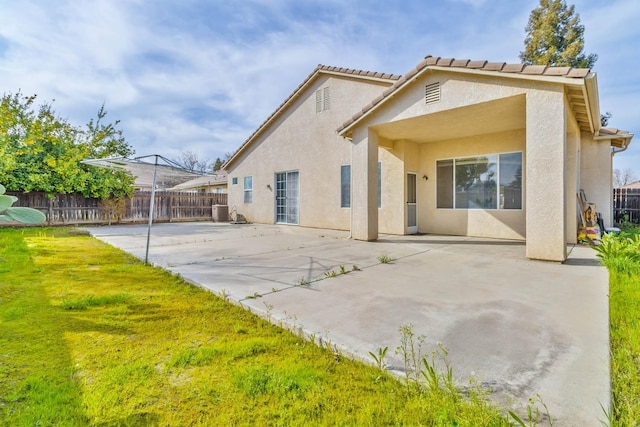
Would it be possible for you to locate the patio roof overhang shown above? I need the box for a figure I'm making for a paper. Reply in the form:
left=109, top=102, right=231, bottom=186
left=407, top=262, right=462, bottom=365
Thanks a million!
left=370, top=94, right=526, bottom=146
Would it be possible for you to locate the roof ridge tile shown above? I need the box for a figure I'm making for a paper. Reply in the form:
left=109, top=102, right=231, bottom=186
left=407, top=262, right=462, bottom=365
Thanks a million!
left=336, top=55, right=593, bottom=136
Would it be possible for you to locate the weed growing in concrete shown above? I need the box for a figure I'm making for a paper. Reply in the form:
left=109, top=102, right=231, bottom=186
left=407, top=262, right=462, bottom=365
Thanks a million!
left=245, top=292, right=262, bottom=299
left=377, top=254, right=394, bottom=264
left=324, top=270, right=337, bottom=278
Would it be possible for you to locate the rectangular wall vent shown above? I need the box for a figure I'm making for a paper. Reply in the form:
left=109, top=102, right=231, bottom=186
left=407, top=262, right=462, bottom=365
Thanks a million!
left=425, top=82, right=440, bottom=104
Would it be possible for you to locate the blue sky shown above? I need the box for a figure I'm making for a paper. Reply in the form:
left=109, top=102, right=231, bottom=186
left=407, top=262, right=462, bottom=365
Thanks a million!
left=1, top=0, right=638, bottom=175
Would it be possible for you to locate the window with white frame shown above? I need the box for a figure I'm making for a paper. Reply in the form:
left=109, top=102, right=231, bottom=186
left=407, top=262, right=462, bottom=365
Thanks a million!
left=340, top=165, right=350, bottom=208
left=315, top=86, right=330, bottom=113
left=436, top=152, right=522, bottom=210
left=339, top=163, right=381, bottom=209
left=232, top=177, right=238, bottom=185
left=243, top=176, right=253, bottom=203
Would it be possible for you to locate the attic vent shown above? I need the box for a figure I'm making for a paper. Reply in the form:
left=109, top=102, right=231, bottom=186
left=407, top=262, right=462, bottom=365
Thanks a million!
left=425, top=82, right=440, bottom=104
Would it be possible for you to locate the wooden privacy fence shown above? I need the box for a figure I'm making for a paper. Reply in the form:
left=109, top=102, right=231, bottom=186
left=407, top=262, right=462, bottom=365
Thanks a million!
left=613, top=188, right=640, bottom=225
left=8, top=191, right=228, bottom=226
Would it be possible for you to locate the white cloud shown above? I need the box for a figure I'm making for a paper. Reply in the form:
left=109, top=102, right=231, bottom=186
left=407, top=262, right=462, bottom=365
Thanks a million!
left=0, top=0, right=637, bottom=173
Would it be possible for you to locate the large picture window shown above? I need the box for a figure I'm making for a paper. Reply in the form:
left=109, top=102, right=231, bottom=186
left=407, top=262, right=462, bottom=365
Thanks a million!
left=436, top=152, right=522, bottom=210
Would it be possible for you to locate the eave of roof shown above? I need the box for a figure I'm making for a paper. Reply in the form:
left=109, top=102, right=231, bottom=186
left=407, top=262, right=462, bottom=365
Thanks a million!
left=222, top=64, right=401, bottom=170
left=594, top=127, right=634, bottom=149
left=337, top=55, right=594, bottom=138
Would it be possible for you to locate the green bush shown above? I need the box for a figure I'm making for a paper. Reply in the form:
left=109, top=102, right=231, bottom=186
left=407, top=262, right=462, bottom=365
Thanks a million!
left=594, top=233, right=640, bottom=275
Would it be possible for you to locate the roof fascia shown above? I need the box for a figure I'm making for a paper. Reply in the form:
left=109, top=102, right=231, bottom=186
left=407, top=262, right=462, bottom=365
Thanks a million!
left=224, top=69, right=397, bottom=169
left=338, top=66, right=592, bottom=138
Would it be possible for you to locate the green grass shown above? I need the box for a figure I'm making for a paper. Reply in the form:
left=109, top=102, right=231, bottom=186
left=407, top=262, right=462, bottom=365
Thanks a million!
left=0, top=227, right=529, bottom=426
left=600, top=226, right=640, bottom=426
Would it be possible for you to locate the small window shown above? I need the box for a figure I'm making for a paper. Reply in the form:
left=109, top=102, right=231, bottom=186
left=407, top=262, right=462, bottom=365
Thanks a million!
left=232, top=177, right=238, bottom=185
left=340, top=165, right=350, bottom=208
left=315, top=86, right=330, bottom=113
left=243, top=176, right=253, bottom=203
left=216, top=187, right=223, bottom=194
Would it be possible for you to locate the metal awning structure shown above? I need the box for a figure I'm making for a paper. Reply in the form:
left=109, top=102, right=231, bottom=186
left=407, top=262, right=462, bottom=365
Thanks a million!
left=82, top=156, right=204, bottom=190
left=82, top=155, right=207, bottom=264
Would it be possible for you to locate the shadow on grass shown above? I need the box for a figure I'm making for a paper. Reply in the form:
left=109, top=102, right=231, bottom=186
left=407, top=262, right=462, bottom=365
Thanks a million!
left=0, top=230, right=90, bottom=425
left=93, top=411, right=160, bottom=426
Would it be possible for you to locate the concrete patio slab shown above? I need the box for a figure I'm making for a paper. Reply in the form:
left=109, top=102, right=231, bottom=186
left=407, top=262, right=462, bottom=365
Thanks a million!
left=85, top=222, right=609, bottom=426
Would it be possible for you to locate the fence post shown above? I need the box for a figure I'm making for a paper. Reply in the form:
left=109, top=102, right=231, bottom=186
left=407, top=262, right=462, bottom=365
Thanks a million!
left=48, top=197, right=54, bottom=226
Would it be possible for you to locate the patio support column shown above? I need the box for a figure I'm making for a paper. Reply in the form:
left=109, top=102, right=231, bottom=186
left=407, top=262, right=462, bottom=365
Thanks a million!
left=525, top=90, right=567, bottom=261
left=351, top=127, right=379, bottom=241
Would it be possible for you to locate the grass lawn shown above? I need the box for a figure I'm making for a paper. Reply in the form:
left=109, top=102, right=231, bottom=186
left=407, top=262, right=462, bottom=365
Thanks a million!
left=0, top=227, right=522, bottom=426
left=600, top=226, right=640, bottom=426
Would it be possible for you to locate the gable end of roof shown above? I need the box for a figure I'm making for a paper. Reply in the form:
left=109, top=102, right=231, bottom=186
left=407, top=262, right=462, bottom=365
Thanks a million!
left=337, top=55, right=592, bottom=136
left=223, top=64, right=401, bottom=169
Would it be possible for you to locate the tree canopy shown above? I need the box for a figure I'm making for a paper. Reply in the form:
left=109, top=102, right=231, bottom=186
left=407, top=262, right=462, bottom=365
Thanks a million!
left=520, top=0, right=597, bottom=69
left=0, top=92, right=135, bottom=199
left=172, top=150, right=212, bottom=173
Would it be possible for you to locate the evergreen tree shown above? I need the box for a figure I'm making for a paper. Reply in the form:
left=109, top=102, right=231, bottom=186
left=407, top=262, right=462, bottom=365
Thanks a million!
left=520, top=0, right=597, bottom=69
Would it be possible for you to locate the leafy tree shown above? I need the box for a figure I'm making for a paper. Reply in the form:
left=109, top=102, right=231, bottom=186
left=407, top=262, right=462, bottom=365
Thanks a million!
left=0, top=92, right=134, bottom=199
left=520, top=0, right=597, bottom=68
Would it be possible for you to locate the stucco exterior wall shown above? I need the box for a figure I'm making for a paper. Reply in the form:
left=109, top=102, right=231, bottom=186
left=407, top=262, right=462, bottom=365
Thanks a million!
left=580, top=133, right=613, bottom=226
left=416, top=129, right=526, bottom=239
left=565, top=105, right=582, bottom=244
left=225, top=74, right=392, bottom=229
left=349, top=69, right=576, bottom=260
left=378, top=139, right=405, bottom=235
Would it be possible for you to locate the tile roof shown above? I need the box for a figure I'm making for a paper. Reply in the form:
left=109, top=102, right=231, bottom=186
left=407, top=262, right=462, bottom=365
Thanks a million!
left=168, top=173, right=227, bottom=191
left=337, top=55, right=592, bottom=134
left=597, top=127, right=634, bottom=148
left=223, top=65, right=401, bottom=169
left=620, top=180, right=640, bottom=189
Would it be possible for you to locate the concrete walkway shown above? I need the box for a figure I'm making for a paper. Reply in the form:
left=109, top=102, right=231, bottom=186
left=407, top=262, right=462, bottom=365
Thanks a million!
left=85, top=222, right=609, bottom=426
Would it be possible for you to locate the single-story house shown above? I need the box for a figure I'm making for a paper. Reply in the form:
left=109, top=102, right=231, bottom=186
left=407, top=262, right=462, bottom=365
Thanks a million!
left=619, top=180, right=640, bottom=189
left=167, top=173, right=227, bottom=193
left=224, top=55, right=633, bottom=262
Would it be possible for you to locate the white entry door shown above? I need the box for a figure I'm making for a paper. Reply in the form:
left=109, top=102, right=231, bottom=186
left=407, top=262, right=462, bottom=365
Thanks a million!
left=275, top=171, right=299, bottom=224
left=407, top=172, right=418, bottom=234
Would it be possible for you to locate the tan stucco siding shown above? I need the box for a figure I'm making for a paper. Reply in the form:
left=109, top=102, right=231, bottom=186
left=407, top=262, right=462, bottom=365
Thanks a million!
left=361, top=72, right=552, bottom=133
left=580, top=133, right=613, bottom=227
left=225, top=74, right=392, bottom=229
left=525, top=89, right=567, bottom=261
left=565, top=104, right=582, bottom=244
left=414, top=130, right=526, bottom=239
